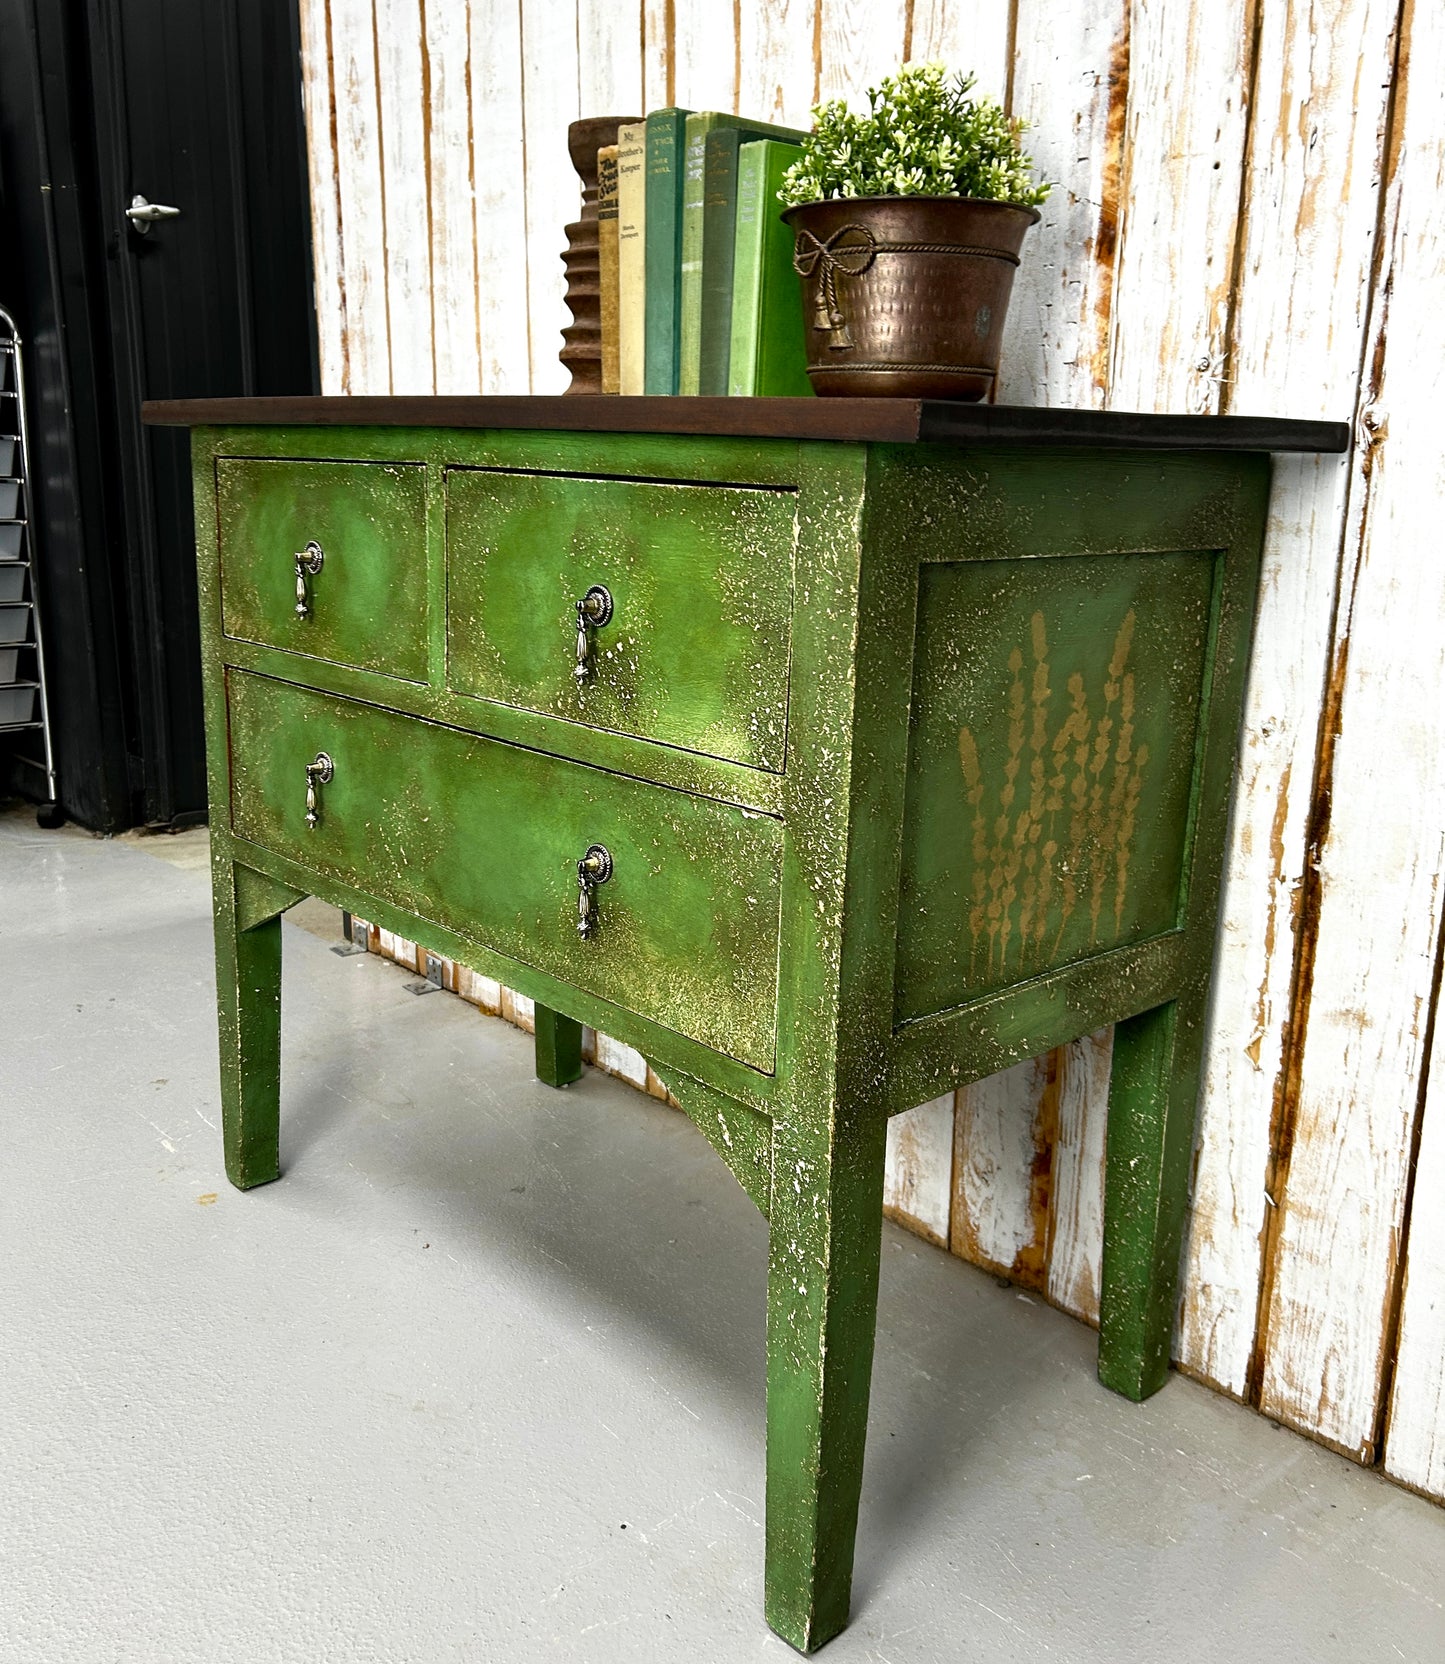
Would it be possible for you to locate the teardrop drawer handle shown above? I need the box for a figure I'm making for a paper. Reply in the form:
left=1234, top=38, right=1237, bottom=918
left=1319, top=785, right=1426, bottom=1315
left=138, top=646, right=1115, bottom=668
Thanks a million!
left=294, top=540, right=324, bottom=618
left=576, top=843, right=613, bottom=938
left=304, top=751, right=334, bottom=829
left=573, top=584, right=614, bottom=684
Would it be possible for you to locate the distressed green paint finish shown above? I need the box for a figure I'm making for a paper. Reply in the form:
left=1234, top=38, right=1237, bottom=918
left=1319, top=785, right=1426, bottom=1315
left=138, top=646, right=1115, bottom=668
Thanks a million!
left=216, top=457, right=429, bottom=680
left=661, top=1068, right=775, bottom=1216
left=211, top=859, right=293, bottom=1189
left=858, top=445, right=1268, bottom=1084
left=226, top=669, right=784, bottom=1071
left=445, top=467, right=797, bottom=771
left=750, top=439, right=1270, bottom=1650
left=180, top=415, right=1286, bottom=1654
left=756, top=442, right=885, bottom=1655
left=1099, top=993, right=1211, bottom=1400
left=232, top=864, right=306, bottom=934
left=867, top=443, right=1266, bottom=563
left=859, top=443, right=1270, bottom=1440
left=223, top=633, right=786, bottom=816
left=897, top=548, right=1217, bottom=1019
left=218, top=827, right=778, bottom=1112
left=887, top=930, right=1190, bottom=1109
left=534, top=1004, right=584, bottom=1087
left=765, top=1108, right=889, bottom=1652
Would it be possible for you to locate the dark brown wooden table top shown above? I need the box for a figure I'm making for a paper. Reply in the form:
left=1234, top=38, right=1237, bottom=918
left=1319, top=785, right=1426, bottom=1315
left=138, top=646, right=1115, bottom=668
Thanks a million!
left=142, top=394, right=1349, bottom=454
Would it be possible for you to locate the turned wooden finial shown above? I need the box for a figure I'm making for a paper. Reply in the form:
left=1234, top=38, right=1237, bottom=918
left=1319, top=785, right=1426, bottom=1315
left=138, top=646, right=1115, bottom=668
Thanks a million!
left=560, top=115, right=640, bottom=395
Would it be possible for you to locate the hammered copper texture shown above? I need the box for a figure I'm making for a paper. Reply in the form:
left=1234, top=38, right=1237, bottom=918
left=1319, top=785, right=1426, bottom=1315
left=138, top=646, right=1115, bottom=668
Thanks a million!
left=782, top=197, right=1041, bottom=400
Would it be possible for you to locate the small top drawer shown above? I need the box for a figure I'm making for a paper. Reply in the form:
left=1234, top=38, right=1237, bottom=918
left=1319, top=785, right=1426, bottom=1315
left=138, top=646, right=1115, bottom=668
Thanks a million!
left=444, top=468, right=796, bottom=771
left=216, top=458, right=428, bottom=681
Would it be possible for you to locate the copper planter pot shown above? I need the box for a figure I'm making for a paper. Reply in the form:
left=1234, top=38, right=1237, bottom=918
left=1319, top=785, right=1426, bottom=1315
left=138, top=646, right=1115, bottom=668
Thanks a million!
left=782, top=195, right=1041, bottom=400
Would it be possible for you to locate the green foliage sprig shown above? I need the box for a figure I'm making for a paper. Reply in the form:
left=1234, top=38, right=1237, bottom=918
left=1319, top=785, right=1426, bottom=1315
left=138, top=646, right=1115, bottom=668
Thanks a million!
left=777, top=63, right=1050, bottom=209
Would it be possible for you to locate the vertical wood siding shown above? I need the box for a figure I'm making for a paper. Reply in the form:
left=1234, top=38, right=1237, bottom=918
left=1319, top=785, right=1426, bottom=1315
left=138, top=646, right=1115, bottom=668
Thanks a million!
left=882, top=1094, right=953, bottom=1247
left=736, top=0, right=817, bottom=128
left=297, top=0, right=347, bottom=392
left=671, top=1, right=738, bottom=114
left=519, top=4, right=581, bottom=393
left=373, top=0, right=434, bottom=394
left=423, top=0, right=481, bottom=394
left=471, top=0, right=531, bottom=394
left=1183, top=0, right=1401, bottom=1402
left=1256, top=0, right=1444, bottom=1460
left=1039, top=1029, right=1108, bottom=1319
left=1104, top=0, right=1251, bottom=417
left=1000, top=2, right=1127, bottom=411
left=906, top=3, right=1012, bottom=102
left=1387, top=935, right=1445, bottom=1494
left=329, top=2, right=390, bottom=392
left=296, top=0, right=1444, bottom=1503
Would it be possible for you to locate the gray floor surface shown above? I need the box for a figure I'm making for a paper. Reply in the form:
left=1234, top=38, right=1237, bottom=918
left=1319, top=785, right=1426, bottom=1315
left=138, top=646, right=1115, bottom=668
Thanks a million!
left=3, top=803, right=1441, bottom=1664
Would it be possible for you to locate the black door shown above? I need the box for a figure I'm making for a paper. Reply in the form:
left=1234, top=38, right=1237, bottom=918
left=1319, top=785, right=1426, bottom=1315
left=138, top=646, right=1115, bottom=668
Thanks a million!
left=86, top=0, right=317, bottom=824
left=0, top=0, right=315, bottom=829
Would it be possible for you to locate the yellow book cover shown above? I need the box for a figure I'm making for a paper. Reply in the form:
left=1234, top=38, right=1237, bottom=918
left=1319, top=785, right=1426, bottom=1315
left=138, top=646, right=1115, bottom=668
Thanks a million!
left=615, top=122, right=647, bottom=394
left=597, top=146, right=621, bottom=394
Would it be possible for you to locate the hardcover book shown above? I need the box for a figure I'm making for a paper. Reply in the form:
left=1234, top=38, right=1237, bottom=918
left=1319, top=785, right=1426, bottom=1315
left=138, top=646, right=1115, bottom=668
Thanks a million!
left=616, top=122, right=648, bottom=395
left=596, top=145, right=621, bottom=394
left=728, top=139, right=813, bottom=398
left=643, top=107, right=693, bottom=395
left=698, top=120, right=807, bottom=394
left=679, top=113, right=807, bottom=395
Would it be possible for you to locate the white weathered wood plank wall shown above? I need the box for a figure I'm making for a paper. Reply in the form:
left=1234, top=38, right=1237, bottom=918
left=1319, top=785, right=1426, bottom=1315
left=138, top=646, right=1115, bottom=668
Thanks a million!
left=295, top=0, right=1444, bottom=1503
left=372, top=0, right=431, bottom=395
left=1388, top=926, right=1445, bottom=1496
left=1255, top=0, right=1444, bottom=1463
left=472, top=0, right=531, bottom=394
left=1181, top=0, right=1400, bottom=1406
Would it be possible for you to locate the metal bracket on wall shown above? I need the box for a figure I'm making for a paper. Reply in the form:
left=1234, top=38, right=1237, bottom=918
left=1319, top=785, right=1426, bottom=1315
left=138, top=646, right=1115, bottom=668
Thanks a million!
left=406, top=953, right=446, bottom=995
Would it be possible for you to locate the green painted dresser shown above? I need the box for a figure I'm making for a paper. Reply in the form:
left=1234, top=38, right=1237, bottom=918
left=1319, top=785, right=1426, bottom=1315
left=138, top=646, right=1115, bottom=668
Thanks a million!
left=144, top=395, right=1346, bottom=1654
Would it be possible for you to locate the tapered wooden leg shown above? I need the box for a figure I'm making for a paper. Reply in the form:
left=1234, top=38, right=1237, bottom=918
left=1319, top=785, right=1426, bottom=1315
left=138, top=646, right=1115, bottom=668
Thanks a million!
left=213, top=859, right=285, bottom=1191
left=764, top=1109, right=888, bottom=1653
left=1099, top=993, right=1207, bottom=1400
left=534, top=1003, right=583, bottom=1087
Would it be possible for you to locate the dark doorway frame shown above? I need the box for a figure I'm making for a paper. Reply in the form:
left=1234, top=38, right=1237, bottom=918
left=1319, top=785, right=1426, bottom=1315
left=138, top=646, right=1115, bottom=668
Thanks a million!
left=0, top=0, right=318, bottom=831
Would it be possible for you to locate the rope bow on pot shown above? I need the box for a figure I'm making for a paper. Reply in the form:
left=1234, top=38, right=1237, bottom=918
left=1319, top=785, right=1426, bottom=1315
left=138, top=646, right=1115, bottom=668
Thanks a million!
left=792, top=224, right=877, bottom=349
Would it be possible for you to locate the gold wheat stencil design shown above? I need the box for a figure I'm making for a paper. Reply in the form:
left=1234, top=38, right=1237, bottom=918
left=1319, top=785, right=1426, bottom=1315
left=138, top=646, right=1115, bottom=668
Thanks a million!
left=958, top=608, right=1149, bottom=981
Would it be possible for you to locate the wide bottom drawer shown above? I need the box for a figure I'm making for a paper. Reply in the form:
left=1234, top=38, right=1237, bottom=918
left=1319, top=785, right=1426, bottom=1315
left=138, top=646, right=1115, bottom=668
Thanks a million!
left=226, top=671, right=783, bottom=1070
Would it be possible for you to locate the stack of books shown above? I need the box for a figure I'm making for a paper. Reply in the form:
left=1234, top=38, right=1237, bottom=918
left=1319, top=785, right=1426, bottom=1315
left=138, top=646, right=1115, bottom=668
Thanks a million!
left=594, top=109, right=813, bottom=397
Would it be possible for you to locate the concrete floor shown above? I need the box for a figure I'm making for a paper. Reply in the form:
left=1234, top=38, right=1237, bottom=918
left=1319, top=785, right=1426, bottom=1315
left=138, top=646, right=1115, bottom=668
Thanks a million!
left=3, top=803, right=1442, bottom=1664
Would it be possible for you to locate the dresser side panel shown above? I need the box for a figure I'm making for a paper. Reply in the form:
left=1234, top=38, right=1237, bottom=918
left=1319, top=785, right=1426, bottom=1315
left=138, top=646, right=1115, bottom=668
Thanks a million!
left=869, top=444, right=1271, bottom=1054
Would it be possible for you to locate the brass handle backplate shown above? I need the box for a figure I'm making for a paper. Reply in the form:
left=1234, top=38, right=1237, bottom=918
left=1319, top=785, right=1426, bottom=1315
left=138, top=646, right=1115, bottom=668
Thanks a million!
left=573, top=584, right=614, bottom=684
left=295, top=540, right=324, bottom=618
left=576, top=842, right=613, bottom=938
left=304, top=751, right=334, bottom=829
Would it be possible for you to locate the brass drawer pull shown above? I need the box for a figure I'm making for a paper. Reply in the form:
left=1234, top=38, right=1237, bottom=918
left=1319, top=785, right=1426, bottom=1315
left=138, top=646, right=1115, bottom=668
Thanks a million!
left=576, top=842, right=613, bottom=938
left=294, top=540, right=324, bottom=618
left=573, top=584, right=613, bottom=683
left=304, top=751, right=334, bottom=828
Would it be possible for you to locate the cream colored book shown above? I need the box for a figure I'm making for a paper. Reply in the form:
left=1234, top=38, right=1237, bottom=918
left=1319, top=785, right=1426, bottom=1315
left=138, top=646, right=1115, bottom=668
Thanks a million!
left=615, top=121, right=647, bottom=395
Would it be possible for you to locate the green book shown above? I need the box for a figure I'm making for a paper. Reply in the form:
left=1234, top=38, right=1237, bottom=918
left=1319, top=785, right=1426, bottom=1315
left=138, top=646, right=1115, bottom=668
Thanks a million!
left=643, top=107, right=693, bottom=396
left=679, top=114, right=806, bottom=395
left=728, top=140, right=813, bottom=398
left=677, top=113, right=726, bottom=396
left=698, top=119, right=808, bottom=394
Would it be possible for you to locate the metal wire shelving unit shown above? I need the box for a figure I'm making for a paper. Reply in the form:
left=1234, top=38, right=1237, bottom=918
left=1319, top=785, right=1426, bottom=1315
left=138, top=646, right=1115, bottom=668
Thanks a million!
left=0, top=304, right=58, bottom=821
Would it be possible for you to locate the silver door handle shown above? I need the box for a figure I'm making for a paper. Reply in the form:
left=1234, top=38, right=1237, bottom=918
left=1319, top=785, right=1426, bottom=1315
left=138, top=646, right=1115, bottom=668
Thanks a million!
left=126, top=194, right=181, bottom=234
